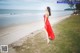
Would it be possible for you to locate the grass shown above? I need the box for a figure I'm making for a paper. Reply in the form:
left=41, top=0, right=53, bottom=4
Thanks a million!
left=53, top=15, right=80, bottom=53
left=12, top=15, right=80, bottom=53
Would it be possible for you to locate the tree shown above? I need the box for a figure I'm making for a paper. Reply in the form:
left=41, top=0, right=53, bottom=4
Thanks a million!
left=68, top=3, right=74, bottom=9
left=76, top=4, right=80, bottom=10
left=60, top=0, right=80, bottom=13
left=75, top=3, right=80, bottom=14
left=67, top=0, right=75, bottom=9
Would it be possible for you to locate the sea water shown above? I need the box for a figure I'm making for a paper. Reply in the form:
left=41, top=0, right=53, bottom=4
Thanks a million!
left=0, top=9, right=73, bottom=27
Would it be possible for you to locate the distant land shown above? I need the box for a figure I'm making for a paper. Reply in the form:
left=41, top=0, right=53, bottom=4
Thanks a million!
left=65, top=8, right=76, bottom=11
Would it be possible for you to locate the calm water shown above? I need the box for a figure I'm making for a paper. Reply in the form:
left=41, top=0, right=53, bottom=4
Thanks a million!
left=0, top=9, right=73, bottom=27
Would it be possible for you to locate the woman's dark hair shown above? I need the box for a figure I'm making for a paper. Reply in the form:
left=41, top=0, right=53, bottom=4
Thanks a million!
left=47, top=6, right=51, bottom=16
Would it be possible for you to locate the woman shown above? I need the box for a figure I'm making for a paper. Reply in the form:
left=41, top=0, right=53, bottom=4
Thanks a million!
left=44, top=7, right=55, bottom=44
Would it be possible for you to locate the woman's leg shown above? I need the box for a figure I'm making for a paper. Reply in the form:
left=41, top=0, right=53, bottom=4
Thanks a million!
left=44, top=28, right=50, bottom=44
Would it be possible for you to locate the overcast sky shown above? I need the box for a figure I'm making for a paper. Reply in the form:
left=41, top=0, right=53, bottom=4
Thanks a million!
left=0, top=0, right=69, bottom=10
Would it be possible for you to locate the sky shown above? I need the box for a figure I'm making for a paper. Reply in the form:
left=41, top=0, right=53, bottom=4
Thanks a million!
left=0, top=0, right=70, bottom=10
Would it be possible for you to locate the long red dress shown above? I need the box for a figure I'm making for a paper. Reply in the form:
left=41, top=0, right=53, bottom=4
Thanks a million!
left=44, top=15, right=55, bottom=40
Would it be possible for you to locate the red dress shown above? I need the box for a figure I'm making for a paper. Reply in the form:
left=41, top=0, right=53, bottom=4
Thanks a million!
left=44, top=15, right=55, bottom=40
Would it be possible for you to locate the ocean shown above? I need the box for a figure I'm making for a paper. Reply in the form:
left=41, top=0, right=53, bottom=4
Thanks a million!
left=0, top=9, right=73, bottom=27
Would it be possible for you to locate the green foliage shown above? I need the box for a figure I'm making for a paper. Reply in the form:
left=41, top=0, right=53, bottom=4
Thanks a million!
left=76, top=4, right=80, bottom=10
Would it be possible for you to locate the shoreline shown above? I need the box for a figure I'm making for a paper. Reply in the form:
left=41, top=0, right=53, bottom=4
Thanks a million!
left=0, top=15, right=71, bottom=45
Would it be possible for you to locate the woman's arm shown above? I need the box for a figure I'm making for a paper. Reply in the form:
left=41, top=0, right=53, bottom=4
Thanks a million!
left=44, top=14, right=48, bottom=23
